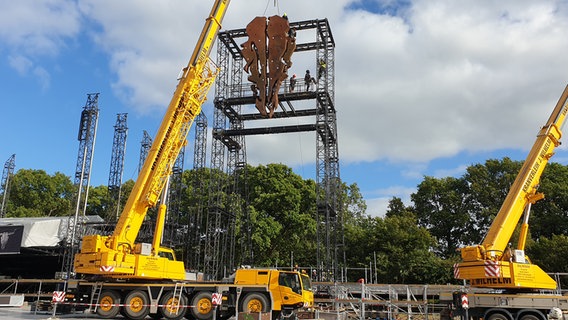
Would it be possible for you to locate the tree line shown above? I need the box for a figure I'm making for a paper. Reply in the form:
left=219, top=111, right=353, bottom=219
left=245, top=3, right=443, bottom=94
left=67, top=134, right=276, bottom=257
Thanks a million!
left=4, top=158, right=568, bottom=284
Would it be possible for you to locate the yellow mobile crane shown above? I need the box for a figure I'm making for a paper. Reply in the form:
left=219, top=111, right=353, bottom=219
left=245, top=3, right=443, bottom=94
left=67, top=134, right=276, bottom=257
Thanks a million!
left=455, top=85, right=568, bottom=290
left=74, top=0, right=229, bottom=280
left=447, top=85, right=568, bottom=320
left=67, top=2, right=313, bottom=319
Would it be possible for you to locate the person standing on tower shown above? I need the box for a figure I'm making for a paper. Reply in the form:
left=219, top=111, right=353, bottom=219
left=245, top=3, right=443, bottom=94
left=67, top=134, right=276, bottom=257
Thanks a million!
left=304, top=70, right=312, bottom=91
left=290, top=74, right=297, bottom=92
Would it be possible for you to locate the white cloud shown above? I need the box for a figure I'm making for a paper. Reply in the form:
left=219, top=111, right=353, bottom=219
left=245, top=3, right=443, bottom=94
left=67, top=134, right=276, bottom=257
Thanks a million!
left=7, top=55, right=51, bottom=90
left=0, top=0, right=81, bottom=55
left=337, top=0, right=568, bottom=166
left=433, top=164, right=469, bottom=179
left=7, top=55, right=33, bottom=75
left=365, top=185, right=416, bottom=217
left=0, top=0, right=81, bottom=90
left=33, top=66, right=51, bottom=91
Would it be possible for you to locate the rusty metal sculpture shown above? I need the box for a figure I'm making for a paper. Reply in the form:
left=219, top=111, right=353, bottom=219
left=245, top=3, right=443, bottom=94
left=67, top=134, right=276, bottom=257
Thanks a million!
left=242, top=15, right=295, bottom=117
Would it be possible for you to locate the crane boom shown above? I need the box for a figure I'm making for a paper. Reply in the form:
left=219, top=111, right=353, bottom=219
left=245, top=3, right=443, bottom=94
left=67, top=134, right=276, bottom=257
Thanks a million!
left=455, top=85, right=568, bottom=290
left=74, top=0, right=231, bottom=280
left=483, top=86, right=568, bottom=253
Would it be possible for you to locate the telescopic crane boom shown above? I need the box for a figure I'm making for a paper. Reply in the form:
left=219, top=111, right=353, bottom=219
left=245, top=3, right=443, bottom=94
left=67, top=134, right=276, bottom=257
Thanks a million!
left=74, top=0, right=231, bottom=280
left=455, top=85, right=568, bottom=290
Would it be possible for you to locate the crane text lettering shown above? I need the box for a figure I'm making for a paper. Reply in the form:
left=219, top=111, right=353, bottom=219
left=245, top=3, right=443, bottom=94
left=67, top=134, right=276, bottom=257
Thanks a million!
left=471, top=278, right=512, bottom=285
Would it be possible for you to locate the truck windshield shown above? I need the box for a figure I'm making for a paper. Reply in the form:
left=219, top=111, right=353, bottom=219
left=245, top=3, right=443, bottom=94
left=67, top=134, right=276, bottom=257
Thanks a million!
left=278, top=272, right=302, bottom=294
left=300, top=273, right=312, bottom=291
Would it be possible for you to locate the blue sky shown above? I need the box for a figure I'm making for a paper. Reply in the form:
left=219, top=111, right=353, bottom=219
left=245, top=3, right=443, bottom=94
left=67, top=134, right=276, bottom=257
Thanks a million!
left=2, top=0, right=568, bottom=217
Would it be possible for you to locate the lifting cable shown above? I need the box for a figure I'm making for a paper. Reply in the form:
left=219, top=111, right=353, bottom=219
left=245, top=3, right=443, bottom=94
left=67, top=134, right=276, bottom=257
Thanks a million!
left=263, top=0, right=281, bottom=16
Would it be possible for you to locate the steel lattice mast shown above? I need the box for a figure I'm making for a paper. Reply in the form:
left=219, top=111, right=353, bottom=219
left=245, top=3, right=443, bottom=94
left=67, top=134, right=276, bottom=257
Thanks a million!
left=0, top=154, right=16, bottom=218
left=138, top=130, right=152, bottom=174
left=164, top=149, right=185, bottom=247
left=108, top=113, right=128, bottom=221
left=61, top=93, right=100, bottom=279
left=185, top=113, right=208, bottom=271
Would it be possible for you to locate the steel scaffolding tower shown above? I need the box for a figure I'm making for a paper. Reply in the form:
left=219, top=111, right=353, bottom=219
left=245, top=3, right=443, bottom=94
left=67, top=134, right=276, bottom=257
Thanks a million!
left=185, top=113, right=208, bottom=271
left=108, top=113, right=128, bottom=221
left=0, top=154, right=16, bottom=218
left=62, top=93, right=100, bottom=279
left=138, top=130, right=152, bottom=174
left=201, top=18, right=341, bottom=279
left=164, top=149, right=185, bottom=247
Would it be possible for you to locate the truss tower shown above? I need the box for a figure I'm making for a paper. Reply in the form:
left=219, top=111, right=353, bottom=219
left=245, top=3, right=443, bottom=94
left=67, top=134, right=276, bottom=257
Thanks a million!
left=108, top=113, right=128, bottom=221
left=0, top=154, right=15, bottom=218
left=138, top=130, right=152, bottom=174
left=62, top=93, right=100, bottom=279
left=198, top=19, right=342, bottom=280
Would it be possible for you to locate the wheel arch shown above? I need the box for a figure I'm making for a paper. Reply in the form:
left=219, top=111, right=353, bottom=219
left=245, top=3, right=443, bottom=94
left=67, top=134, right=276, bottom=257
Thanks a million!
left=484, top=308, right=515, bottom=320
left=238, top=291, right=272, bottom=313
left=516, top=309, right=548, bottom=320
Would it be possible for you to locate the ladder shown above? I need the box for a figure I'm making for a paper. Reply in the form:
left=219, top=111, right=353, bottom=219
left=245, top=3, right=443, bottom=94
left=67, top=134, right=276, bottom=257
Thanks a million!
left=88, top=282, right=103, bottom=313
left=171, top=283, right=183, bottom=315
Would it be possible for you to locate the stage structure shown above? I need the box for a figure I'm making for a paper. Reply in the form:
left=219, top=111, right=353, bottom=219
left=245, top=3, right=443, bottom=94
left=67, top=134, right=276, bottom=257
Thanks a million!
left=61, top=93, right=100, bottom=279
left=192, top=18, right=342, bottom=280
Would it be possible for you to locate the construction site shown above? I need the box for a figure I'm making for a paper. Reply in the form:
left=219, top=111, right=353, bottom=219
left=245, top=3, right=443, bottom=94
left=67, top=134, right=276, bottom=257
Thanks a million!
left=0, top=5, right=467, bottom=320
left=1, top=15, right=340, bottom=279
left=3, top=2, right=568, bottom=320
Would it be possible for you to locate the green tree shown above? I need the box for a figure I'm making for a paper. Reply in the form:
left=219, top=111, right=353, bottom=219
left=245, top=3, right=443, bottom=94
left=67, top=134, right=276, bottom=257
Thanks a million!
left=85, top=185, right=110, bottom=219
left=464, top=158, right=522, bottom=243
left=531, top=162, right=568, bottom=239
left=412, top=176, right=473, bottom=258
left=243, top=164, right=316, bottom=267
left=527, top=234, right=568, bottom=288
left=385, top=197, right=411, bottom=218
left=345, top=211, right=450, bottom=284
left=379, top=212, right=448, bottom=283
left=7, top=169, right=74, bottom=217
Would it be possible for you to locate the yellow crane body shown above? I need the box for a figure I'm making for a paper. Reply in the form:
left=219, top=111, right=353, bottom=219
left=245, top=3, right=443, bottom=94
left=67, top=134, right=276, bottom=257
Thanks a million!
left=455, top=85, right=568, bottom=290
left=74, top=0, right=230, bottom=280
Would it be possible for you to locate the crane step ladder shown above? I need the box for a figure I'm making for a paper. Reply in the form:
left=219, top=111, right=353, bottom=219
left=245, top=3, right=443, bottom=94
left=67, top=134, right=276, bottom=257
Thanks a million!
left=88, top=282, right=103, bottom=313
left=171, top=282, right=183, bottom=315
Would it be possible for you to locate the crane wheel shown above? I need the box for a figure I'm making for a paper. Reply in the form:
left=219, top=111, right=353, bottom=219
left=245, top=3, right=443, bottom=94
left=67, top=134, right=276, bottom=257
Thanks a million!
left=123, top=289, right=150, bottom=320
left=190, top=291, right=214, bottom=320
left=520, top=314, right=542, bottom=320
left=487, top=312, right=513, bottom=320
left=240, top=292, right=270, bottom=313
left=159, top=291, right=188, bottom=320
left=96, top=290, right=121, bottom=319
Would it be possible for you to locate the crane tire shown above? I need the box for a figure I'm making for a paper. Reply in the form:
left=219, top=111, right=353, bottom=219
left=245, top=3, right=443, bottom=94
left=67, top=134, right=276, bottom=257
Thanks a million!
left=240, top=292, right=270, bottom=313
left=96, top=290, right=121, bottom=319
left=487, top=312, right=512, bottom=320
left=520, top=314, right=542, bottom=320
left=159, top=291, right=188, bottom=320
left=190, top=291, right=214, bottom=320
left=123, top=289, right=150, bottom=320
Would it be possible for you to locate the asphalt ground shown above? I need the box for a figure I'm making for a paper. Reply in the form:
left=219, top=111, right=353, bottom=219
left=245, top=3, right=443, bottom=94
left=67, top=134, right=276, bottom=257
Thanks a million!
left=0, top=305, right=104, bottom=319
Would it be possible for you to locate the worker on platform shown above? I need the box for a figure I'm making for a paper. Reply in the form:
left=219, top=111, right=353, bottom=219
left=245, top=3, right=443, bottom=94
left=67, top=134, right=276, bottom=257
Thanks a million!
left=304, top=70, right=313, bottom=91
left=290, top=74, right=297, bottom=92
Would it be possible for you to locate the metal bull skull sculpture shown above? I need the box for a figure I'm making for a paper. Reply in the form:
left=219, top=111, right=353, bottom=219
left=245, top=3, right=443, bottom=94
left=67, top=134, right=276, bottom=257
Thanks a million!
left=241, top=15, right=295, bottom=117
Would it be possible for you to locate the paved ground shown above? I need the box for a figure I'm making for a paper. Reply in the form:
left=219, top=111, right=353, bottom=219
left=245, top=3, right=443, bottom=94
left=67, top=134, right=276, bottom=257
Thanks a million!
left=0, top=305, right=100, bottom=319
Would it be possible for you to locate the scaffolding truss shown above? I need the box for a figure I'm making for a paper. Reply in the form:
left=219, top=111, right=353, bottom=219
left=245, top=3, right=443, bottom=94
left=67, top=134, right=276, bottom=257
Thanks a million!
left=193, top=18, right=341, bottom=279
left=108, top=113, right=128, bottom=221
left=0, top=154, right=15, bottom=218
left=138, top=130, right=152, bottom=174
left=164, top=149, right=185, bottom=247
left=61, top=93, right=100, bottom=278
